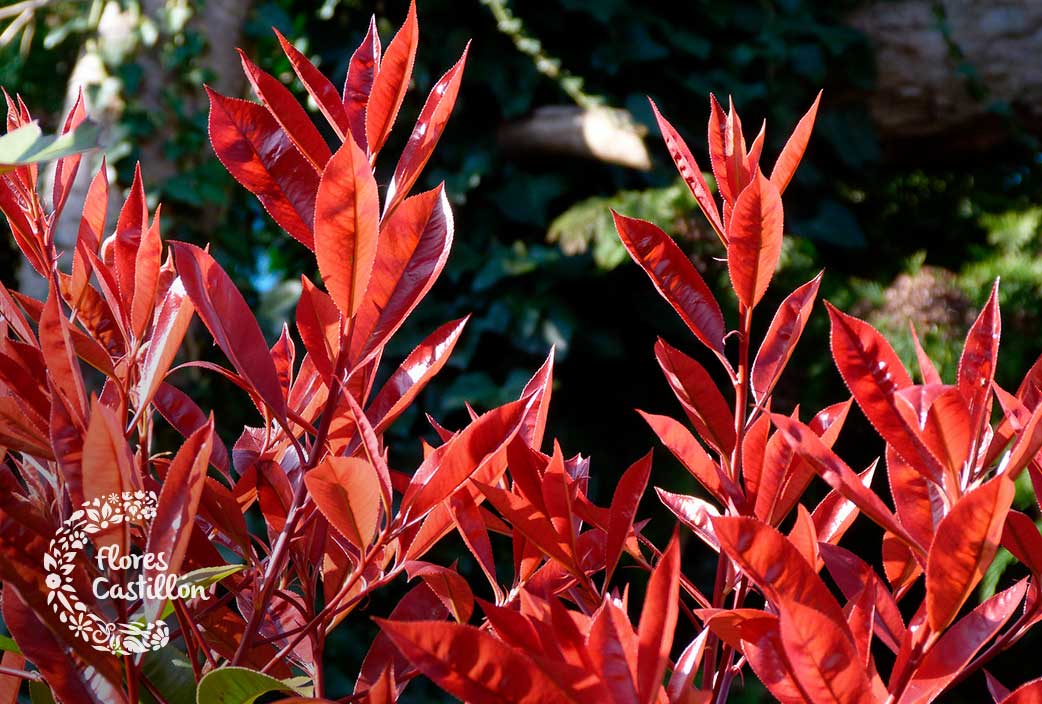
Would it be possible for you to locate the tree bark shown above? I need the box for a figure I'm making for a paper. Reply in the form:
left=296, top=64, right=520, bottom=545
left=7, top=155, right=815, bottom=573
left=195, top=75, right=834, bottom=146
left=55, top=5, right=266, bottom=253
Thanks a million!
left=848, top=0, right=1042, bottom=146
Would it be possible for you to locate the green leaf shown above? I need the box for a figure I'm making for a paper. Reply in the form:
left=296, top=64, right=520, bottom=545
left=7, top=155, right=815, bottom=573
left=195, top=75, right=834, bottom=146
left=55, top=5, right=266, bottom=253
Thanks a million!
left=0, top=634, right=22, bottom=654
left=0, top=120, right=99, bottom=171
left=196, top=667, right=304, bottom=704
left=29, top=681, right=56, bottom=704
left=159, top=564, right=245, bottom=620
left=141, top=647, right=196, bottom=704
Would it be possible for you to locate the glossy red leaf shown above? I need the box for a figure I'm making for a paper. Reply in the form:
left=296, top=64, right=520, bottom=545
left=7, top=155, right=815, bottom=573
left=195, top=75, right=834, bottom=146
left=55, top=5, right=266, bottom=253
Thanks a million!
left=403, top=398, right=530, bottom=520
left=448, top=490, right=500, bottom=597
left=135, top=276, right=194, bottom=421
left=999, top=678, right=1042, bottom=704
left=367, top=316, right=468, bottom=435
left=365, top=1, right=418, bottom=158
left=926, top=472, right=1014, bottom=631
left=656, top=487, right=720, bottom=553
left=714, top=516, right=844, bottom=620
left=751, top=271, right=822, bottom=402
left=238, top=50, right=331, bottom=170
left=910, top=322, right=943, bottom=386
left=384, top=45, right=469, bottom=217
left=772, top=413, right=924, bottom=556
left=637, top=532, right=680, bottom=704
left=81, top=399, right=138, bottom=549
left=39, top=284, right=87, bottom=422
left=1001, top=510, right=1042, bottom=575
left=3, top=589, right=125, bottom=704
left=605, top=451, right=653, bottom=583
left=295, top=275, right=341, bottom=383
left=769, top=91, right=821, bottom=194
left=919, top=387, right=972, bottom=480
left=143, top=418, right=214, bottom=622
left=613, top=211, right=725, bottom=355
left=306, top=456, right=382, bottom=552
left=957, top=281, right=1000, bottom=446
left=314, top=137, right=380, bottom=319
left=207, top=86, right=319, bottom=248
left=654, top=338, right=735, bottom=455
left=588, top=598, right=640, bottom=703
left=648, top=98, right=724, bottom=241
left=638, top=410, right=737, bottom=505
left=778, top=599, right=875, bottom=704
left=356, top=584, right=448, bottom=694
left=130, top=206, right=162, bottom=340
left=403, top=561, right=474, bottom=623
left=517, top=347, right=555, bottom=450
left=274, top=28, right=350, bottom=140
left=343, top=16, right=381, bottom=150
left=819, top=543, right=906, bottom=654
left=827, top=302, right=946, bottom=485
left=352, top=185, right=453, bottom=365
left=51, top=89, right=87, bottom=218
left=152, top=382, right=230, bottom=474
left=113, top=164, right=146, bottom=301
left=900, top=579, right=1027, bottom=704
left=726, top=171, right=784, bottom=309
left=707, top=94, right=747, bottom=207
left=376, top=619, right=584, bottom=704
left=171, top=242, right=288, bottom=422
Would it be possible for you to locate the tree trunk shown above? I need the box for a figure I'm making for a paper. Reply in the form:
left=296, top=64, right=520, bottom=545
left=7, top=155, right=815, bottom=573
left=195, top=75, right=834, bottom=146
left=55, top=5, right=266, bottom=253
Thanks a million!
left=848, top=0, right=1042, bottom=147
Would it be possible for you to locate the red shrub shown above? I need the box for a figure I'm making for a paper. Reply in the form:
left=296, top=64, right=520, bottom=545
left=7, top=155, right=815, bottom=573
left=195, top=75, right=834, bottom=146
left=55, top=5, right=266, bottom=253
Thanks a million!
left=1, top=4, right=1041, bottom=703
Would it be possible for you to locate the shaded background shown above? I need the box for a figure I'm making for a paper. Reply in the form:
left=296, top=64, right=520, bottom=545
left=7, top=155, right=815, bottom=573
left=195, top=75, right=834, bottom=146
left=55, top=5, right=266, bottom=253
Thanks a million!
left=3, top=0, right=1042, bottom=700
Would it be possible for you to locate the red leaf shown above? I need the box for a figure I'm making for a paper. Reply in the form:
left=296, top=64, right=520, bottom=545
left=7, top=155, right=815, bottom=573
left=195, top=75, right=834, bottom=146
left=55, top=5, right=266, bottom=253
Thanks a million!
left=654, top=338, right=735, bottom=456
left=403, top=398, right=529, bottom=520
left=384, top=45, right=469, bottom=217
left=51, top=89, right=87, bottom=218
left=39, top=284, right=87, bottom=422
left=713, top=516, right=844, bottom=619
left=772, top=413, right=924, bottom=556
left=887, top=444, right=942, bottom=549
left=901, top=579, right=1027, bottom=704
left=130, top=206, right=162, bottom=339
left=957, top=281, right=1000, bottom=447
left=343, top=16, right=382, bottom=151
left=274, top=29, right=351, bottom=140
left=171, top=241, right=288, bottom=422
left=305, top=456, right=382, bottom=551
left=517, top=347, right=555, bottom=450
left=919, top=387, right=972, bottom=480
left=926, top=473, right=1014, bottom=631
left=605, top=451, right=652, bottom=583
left=314, top=137, right=380, bottom=319
left=778, top=599, right=875, bottom=704
left=351, top=185, right=453, bottom=365
left=3, top=589, right=125, bottom=704
left=376, top=619, right=584, bottom=704
left=827, top=302, right=946, bottom=485
left=811, top=461, right=876, bottom=550
left=638, top=410, right=738, bottom=505
left=365, top=0, right=418, bottom=158
left=637, top=532, right=680, bottom=704
left=751, top=271, right=822, bottom=402
left=613, top=211, right=725, bottom=355
left=295, top=275, right=341, bottom=383
left=819, top=543, right=906, bottom=654
left=207, top=86, right=319, bottom=248
left=238, top=49, right=331, bottom=170
left=999, top=678, right=1042, bottom=704
left=476, top=478, right=573, bottom=568
left=588, top=598, right=640, bottom=703
left=1001, top=510, right=1042, bottom=575
left=403, top=561, right=474, bottom=623
left=707, top=94, right=747, bottom=207
left=143, top=418, right=214, bottom=621
left=769, top=91, right=821, bottom=194
left=448, top=490, right=500, bottom=597
left=70, top=160, right=108, bottom=296
left=726, top=171, right=784, bottom=309
left=656, top=487, right=720, bottom=553
left=356, top=583, right=448, bottom=694
left=152, top=382, right=230, bottom=474
left=367, top=316, right=469, bottom=435
left=910, top=321, right=943, bottom=386
left=648, top=98, right=724, bottom=241
left=113, top=164, right=146, bottom=302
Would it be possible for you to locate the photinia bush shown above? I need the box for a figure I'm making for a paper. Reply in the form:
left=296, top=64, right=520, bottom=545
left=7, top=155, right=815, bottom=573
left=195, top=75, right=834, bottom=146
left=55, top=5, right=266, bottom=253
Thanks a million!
left=1, top=3, right=1042, bottom=703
